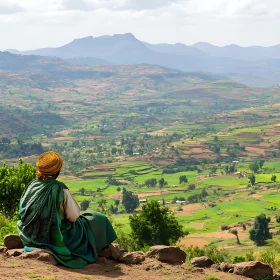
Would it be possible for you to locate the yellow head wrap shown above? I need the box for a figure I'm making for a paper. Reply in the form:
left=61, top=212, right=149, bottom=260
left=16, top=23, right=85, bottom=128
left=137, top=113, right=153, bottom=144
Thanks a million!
left=36, top=151, right=63, bottom=181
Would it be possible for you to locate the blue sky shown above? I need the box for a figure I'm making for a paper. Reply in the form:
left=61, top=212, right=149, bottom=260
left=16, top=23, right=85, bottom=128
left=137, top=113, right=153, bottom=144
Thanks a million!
left=0, top=0, right=279, bottom=50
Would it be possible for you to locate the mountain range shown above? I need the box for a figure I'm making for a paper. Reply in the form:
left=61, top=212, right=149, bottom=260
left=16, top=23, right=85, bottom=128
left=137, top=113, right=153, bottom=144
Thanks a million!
left=6, top=33, right=280, bottom=86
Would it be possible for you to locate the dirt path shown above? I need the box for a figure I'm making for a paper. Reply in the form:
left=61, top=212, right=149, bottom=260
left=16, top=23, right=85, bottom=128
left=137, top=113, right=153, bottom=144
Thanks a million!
left=0, top=256, right=248, bottom=280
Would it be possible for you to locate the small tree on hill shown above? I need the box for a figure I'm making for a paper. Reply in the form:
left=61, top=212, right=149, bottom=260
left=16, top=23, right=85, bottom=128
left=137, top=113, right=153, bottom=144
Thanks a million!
left=230, top=229, right=241, bottom=245
left=145, top=178, right=157, bottom=188
left=80, top=199, right=90, bottom=211
left=79, top=187, right=85, bottom=196
left=179, top=175, right=188, bottom=185
left=129, top=200, right=188, bottom=248
left=249, top=162, right=259, bottom=173
left=158, top=178, right=167, bottom=189
left=249, top=214, right=272, bottom=246
left=122, top=188, right=139, bottom=213
left=248, top=175, right=256, bottom=185
left=97, top=199, right=107, bottom=213
left=271, top=175, right=277, bottom=183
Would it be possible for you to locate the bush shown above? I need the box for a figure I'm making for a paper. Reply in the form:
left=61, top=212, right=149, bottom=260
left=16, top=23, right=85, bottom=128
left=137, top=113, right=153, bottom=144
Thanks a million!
left=183, top=245, right=205, bottom=262
left=0, top=214, right=17, bottom=242
left=204, top=246, right=227, bottom=264
left=129, top=201, right=188, bottom=248
left=258, top=250, right=277, bottom=268
left=232, top=256, right=246, bottom=264
left=220, top=224, right=230, bottom=231
left=0, top=160, right=36, bottom=218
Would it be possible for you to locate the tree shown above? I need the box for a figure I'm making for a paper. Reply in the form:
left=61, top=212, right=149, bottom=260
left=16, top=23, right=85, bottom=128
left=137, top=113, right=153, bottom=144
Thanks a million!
left=248, top=175, right=256, bottom=185
left=129, top=201, right=187, bottom=248
left=115, top=199, right=120, bottom=206
left=188, top=184, right=195, bottom=191
left=0, top=159, right=36, bottom=218
left=158, top=178, right=167, bottom=189
left=249, top=162, right=259, bottom=173
left=230, top=229, right=241, bottom=245
left=271, top=175, right=277, bottom=183
left=145, top=178, right=157, bottom=188
left=110, top=204, right=118, bottom=214
left=179, top=175, right=188, bottom=184
left=249, top=214, right=272, bottom=246
left=122, top=188, right=139, bottom=213
left=258, top=160, right=265, bottom=169
left=79, top=187, right=85, bottom=196
left=111, top=147, right=117, bottom=155
left=97, top=198, right=107, bottom=213
left=80, top=199, right=90, bottom=211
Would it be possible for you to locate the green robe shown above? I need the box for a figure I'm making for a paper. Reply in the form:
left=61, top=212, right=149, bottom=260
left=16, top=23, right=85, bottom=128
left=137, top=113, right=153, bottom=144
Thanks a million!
left=17, top=178, right=117, bottom=269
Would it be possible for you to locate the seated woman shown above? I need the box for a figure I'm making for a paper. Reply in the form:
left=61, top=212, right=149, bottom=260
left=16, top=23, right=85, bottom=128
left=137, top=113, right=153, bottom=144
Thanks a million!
left=17, top=151, right=117, bottom=269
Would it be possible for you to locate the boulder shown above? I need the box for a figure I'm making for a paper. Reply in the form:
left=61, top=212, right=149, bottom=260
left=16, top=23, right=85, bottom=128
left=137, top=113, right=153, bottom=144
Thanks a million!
left=20, top=251, right=58, bottom=266
left=233, top=261, right=273, bottom=278
left=220, top=262, right=234, bottom=272
left=4, top=234, right=23, bottom=250
left=146, top=246, right=186, bottom=264
left=99, top=243, right=121, bottom=260
left=119, top=251, right=145, bottom=264
left=6, top=249, right=24, bottom=257
left=190, top=256, right=214, bottom=268
left=0, top=246, right=6, bottom=253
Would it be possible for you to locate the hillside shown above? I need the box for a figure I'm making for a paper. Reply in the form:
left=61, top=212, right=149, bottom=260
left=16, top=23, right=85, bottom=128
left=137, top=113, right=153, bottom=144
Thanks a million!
left=7, top=33, right=280, bottom=85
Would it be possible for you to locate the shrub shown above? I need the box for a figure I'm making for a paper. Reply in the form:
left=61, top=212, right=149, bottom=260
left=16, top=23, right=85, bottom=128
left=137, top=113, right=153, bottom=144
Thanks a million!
left=220, top=224, right=230, bottom=231
left=245, top=250, right=255, bottom=261
left=204, top=246, right=227, bottom=264
left=0, top=160, right=36, bottom=218
left=232, top=256, right=246, bottom=264
left=129, top=201, right=188, bottom=248
left=258, top=250, right=277, bottom=268
left=183, top=245, right=205, bottom=262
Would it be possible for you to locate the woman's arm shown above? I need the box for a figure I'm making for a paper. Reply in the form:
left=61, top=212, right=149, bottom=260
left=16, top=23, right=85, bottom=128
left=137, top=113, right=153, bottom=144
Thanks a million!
left=62, top=189, right=80, bottom=223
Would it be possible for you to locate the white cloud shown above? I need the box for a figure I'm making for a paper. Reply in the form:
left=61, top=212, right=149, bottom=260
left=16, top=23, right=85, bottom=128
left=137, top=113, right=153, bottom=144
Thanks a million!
left=0, top=0, right=280, bottom=50
left=0, top=0, right=23, bottom=14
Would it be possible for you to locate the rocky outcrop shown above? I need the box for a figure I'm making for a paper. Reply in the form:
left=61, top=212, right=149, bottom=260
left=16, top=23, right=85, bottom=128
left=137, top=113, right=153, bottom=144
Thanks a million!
left=6, top=249, right=24, bottom=257
left=20, top=251, right=58, bottom=266
left=4, top=234, right=23, bottom=250
left=191, top=256, right=214, bottom=268
left=146, top=246, right=186, bottom=264
left=233, top=261, right=273, bottom=278
left=220, top=262, right=234, bottom=272
left=119, top=251, right=145, bottom=264
left=99, top=243, right=121, bottom=260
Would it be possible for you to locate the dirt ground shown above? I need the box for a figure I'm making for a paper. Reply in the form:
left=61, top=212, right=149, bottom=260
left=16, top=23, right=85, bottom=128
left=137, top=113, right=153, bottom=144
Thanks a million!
left=0, top=256, right=249, bottom=280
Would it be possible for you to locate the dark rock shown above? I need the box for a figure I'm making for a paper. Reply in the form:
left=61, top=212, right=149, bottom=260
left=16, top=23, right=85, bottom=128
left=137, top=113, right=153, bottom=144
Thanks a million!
left=191, top=256, right=214, bottom=268
left=233, top=261, right=273, bottom=278
left=6, top=249, right=24, bottom=257
left=0, top=246, right=6, bottom=253
left=220, top=262, right=234, bottom=272
left=211, top=264, right=221, bottom=271
left=4, top=234, right=23, bottom=250
left=145, top=266, right=151, bottom=271
left=119, top=251, right=145, bottom=264
left=99, top=243, right=121, bottom=260
left=20, top=251, right=58, bottom=266
left=229, top=268, right=234, bottom=273
left=146, top=245, right=186, bottom=264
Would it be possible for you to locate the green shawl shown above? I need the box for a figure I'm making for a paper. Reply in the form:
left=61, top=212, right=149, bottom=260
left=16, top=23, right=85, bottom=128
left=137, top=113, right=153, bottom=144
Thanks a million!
left=17, top=178, right=117, bottom=269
